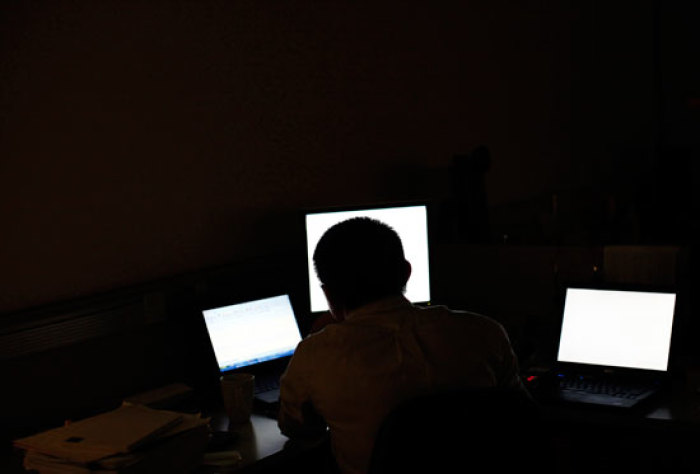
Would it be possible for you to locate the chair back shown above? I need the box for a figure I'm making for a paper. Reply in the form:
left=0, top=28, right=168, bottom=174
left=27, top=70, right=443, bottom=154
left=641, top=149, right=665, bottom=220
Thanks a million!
left=368, top=387, right=540, bottom=474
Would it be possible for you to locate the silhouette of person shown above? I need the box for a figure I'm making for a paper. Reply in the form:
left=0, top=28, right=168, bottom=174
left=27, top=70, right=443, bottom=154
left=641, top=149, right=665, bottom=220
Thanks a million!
left=278, top=217, right=525, bottom=474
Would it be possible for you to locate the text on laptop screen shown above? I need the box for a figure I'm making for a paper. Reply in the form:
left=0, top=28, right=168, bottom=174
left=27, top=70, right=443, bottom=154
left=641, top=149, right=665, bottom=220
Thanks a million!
left=557, top=288, right=676, bottom=372
left=202, top=295, right=302, bottom=371
left=304, top=204, right=431, bottom=313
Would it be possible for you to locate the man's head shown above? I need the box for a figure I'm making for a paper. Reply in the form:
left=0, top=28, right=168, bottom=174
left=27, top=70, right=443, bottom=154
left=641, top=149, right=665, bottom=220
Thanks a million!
left=313, top=217, right=411, bottom=319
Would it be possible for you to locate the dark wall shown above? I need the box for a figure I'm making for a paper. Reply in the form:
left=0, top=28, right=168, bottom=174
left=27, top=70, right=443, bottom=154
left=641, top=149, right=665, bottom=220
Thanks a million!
left=0, top=1, right=662, bottom=314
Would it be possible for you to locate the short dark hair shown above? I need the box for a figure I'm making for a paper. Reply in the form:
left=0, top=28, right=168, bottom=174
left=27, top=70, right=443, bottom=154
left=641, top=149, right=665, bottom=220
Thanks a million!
left=313, top=217, right=407, bottom=310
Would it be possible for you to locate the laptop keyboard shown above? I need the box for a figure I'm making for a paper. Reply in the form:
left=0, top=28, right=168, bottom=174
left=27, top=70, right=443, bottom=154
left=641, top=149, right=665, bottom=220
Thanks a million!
left=558, top=375, right=655, bottom=400
left=254, top=374, right=281, bottom=395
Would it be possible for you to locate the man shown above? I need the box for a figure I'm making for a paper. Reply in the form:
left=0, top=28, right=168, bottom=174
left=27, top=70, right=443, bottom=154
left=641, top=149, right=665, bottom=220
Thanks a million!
left=278, top=217, right=525, bottom=474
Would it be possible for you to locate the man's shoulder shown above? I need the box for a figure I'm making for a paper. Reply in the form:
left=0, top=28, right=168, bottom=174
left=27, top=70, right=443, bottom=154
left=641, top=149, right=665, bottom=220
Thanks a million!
left=295, top=323, right=341, bottom=351
left=414, top=304, right=508, bottom=337
left=417, top=303, right=499, bottom=324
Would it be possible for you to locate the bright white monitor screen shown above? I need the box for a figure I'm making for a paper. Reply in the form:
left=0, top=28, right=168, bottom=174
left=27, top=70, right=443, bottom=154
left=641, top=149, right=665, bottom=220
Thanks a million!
left=557, top=288, right=676, bottom=372
left=305, top=204, right=431, bottom=313
left=202, top=294, right=302, bottom=371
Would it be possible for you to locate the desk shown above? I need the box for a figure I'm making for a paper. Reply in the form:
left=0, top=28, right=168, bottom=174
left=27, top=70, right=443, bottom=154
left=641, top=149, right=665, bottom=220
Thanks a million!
left=3, top=413, right=325, bottom=474
left=6, top=385, right=698, bottom=474
left=528, top=377, right=700, bottom=474
left=202, top=413, right=329, bottom=474
left=204, top=414, right=289, bottom=472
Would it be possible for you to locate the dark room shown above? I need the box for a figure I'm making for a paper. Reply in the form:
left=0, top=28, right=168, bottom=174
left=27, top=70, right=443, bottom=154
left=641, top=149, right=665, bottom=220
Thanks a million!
left=1, top=1, right=699, bottom=473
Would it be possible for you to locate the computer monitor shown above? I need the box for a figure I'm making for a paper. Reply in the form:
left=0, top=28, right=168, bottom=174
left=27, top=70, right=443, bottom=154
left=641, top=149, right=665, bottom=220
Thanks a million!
left=201, top=294, right=302, bottom=372
left=556, top=287, right=677, bottom=372
left=303, top=202, right=431, bottom=314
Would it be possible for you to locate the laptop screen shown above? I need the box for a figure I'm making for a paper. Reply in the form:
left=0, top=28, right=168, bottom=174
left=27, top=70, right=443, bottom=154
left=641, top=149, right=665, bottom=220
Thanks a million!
left=202, top=294, right=302, bottom=372
left=557, top=288, right=676, bottom=372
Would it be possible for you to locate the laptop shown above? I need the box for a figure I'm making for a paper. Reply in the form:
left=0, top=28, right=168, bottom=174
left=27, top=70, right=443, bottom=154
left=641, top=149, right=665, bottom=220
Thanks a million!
left=549, top=286, right=677, bottom=409
left=201, top=294, right=303, bottom=403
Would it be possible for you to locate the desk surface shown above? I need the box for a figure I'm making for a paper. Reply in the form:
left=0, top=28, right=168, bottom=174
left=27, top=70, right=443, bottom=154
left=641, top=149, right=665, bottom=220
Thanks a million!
left=3, top=413, right=298, bottom=474
left=5, top=385, right=700, bottom=474
left=526, top=376, right=700, bottom=473
left=205, top=413, right=290, bottom=472
left=527, top=374, right=700, bottom=426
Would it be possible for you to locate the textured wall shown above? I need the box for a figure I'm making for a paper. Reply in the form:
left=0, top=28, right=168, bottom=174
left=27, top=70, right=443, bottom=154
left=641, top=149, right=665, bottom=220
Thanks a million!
left=0, top=1, right=652, bottom=313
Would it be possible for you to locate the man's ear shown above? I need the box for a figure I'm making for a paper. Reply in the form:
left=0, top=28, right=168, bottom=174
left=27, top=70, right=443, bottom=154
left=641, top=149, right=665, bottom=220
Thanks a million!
left=321, top=284, right=331, bottom=307
left=322, top=284, right=346, bottom=322
left=402, top=260, right=412, bottom=287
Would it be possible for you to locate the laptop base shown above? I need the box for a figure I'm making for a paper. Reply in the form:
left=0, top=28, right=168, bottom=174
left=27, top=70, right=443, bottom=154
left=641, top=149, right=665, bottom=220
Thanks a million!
left=535, top=370, right=666, bottom=411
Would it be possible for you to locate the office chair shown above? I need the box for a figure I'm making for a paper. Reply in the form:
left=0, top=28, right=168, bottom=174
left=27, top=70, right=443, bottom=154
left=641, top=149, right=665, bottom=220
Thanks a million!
left=368, top=387, right=542, bottom=474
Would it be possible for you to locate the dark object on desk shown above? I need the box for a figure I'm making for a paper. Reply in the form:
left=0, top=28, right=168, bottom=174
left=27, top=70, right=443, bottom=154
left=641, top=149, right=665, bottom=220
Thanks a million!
left=368, top=388, right=542, bottom=474
left=440, top=146, right=492, bottom=244
left=206, top=430, right=240, bottom=452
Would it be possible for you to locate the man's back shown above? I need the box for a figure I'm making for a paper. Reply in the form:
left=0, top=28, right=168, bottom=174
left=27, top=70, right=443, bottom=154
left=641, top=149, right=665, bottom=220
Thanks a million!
left=279, top=295, right=523, bottom=474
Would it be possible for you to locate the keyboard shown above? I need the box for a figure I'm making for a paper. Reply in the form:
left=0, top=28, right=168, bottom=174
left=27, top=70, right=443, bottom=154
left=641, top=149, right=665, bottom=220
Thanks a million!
left=252, top=374, right=282, bottom=403
left=254, top=374, right=281, bottom=395
left=559, top=375, right=654, bottom=399
left=557, top=375, right=659, bottom=408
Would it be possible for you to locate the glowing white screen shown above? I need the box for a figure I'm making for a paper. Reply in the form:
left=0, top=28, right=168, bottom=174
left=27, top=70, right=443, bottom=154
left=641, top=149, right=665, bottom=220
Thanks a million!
left=305, top=205, right=431, bottom=313
left=557, top=288, right=676, bottom=372
left=202, top=295, right=302, bottom=371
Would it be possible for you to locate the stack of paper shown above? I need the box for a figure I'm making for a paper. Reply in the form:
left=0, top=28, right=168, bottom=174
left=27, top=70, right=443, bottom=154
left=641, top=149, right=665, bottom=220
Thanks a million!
left=14, top=404, right=210, bottom=474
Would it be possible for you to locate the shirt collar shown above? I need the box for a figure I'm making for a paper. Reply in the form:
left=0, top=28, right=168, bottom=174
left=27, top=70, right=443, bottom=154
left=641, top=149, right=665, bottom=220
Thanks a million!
left=345, top=294, right=413, bottom=322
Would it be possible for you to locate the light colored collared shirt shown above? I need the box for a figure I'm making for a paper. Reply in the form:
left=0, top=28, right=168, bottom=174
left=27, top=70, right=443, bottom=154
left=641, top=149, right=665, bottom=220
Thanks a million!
left=278, top=295, right=524, bottom=474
